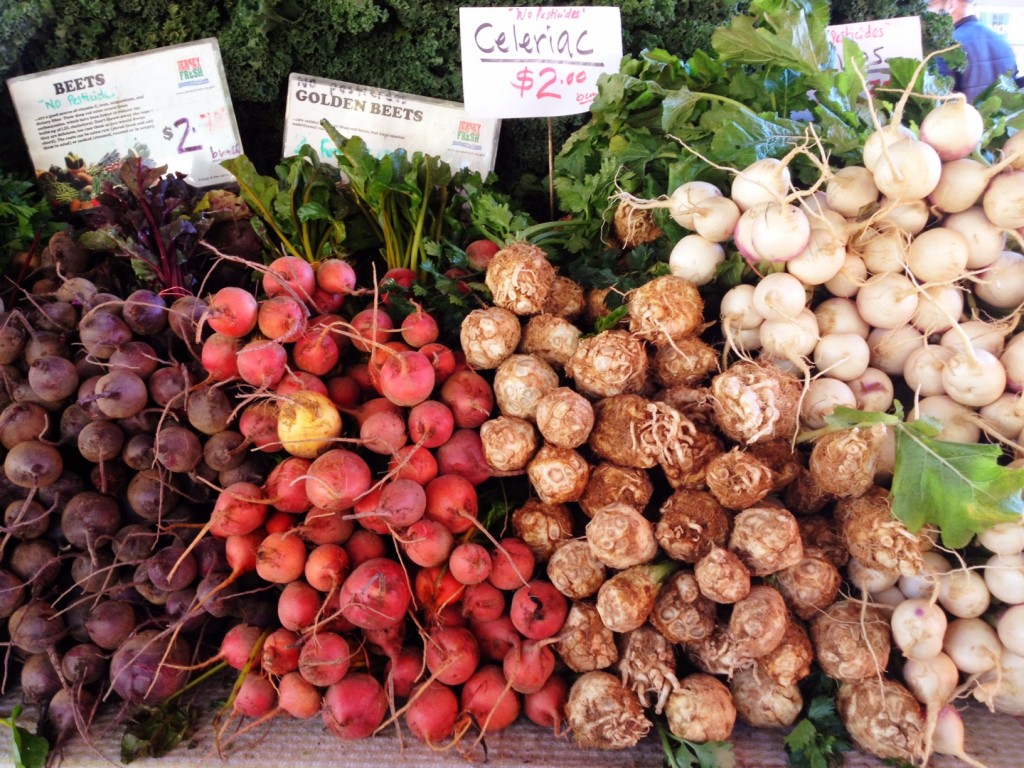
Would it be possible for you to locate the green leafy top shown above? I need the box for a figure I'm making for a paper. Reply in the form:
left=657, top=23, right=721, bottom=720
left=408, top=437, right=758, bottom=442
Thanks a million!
left=221, top=146, right=349, bottom=263
left=659, top=723, right=736, bottom=768
left=813, top=406, right=1024, bottom=549
left=1, top=705, right=49, bottom=768
left=784, top=677, right=851, bottom=768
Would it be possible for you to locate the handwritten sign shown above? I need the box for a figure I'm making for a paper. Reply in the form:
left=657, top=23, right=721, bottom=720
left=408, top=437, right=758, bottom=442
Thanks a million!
left=6, top=38, right=242, bottom=207
left=826, top=16, right=923, bottom=85
left=459, top=6, right=623, bottom=118
left=283, top=74, right=500, bottom=174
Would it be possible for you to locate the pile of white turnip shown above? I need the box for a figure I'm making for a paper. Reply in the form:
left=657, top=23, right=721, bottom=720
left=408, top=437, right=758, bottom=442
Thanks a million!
left=612, top=77, right=1024, bottom=766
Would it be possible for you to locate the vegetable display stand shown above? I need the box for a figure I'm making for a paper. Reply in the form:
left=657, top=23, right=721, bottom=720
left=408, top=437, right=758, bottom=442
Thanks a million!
left=45, top=702, right=1024, bottom=767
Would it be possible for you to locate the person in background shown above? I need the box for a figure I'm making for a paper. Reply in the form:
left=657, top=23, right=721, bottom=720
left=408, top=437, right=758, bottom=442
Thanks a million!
left=929, top=0, right=1019, bottom=101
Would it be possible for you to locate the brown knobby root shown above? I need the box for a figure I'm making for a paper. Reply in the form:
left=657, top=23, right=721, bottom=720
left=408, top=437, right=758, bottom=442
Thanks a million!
left=836, top=677, right=926, bottom=765
left=659, top=424, right=722, bottom=490
left=534, top=386, right=594, bottom=449
left=586, top=504, right=658, bottom=570
left=485, top=241, right=556, bottom=316
left=492, top=353, right=560, bottom=420
left=775, top=551, right=844, bottom=621
left=694, top=546, right=751, bottom=604
left=578, top=461, right=653, bottom=518
left=835, top=486, right=925, bottom=577
left=730, top=585, right=790, bottom=662
left=564, top=329, right=648, bottom=398
left=526, top=444, right=591, bottom=505
left=653, top=384, right=717, bottom=429
left=798, top=517, right=850, bottom=569
left=664, top=673, right=737, bottom=743
left=685, top=625, right=741, bottom=678
left=459, top=306, right=522, bottom=370
left=519, top=313, right=582, bottom=369
left=613, top=199, right=663, bottom=250
left=748, top=439, right=805, bottom=490
left=510, top=499, right=574, bottom=563
left=710, top=359, right=802, bottom=445
left=783, top=466, right=835, bottom=515
left=479, top=415, right=538, bottom=472
left=596, top=562, right=676, bottom=633
left=730, top=664, right=803, bottom=729
left=810, top=599, right=891, bottom=682
left=756, top=619, right=815, bottom=687
left=546, top=539, right=607, bottom=600
left=652, top=335, right=719, bottom=388
left=627, top=275, right=704, bottom=347
left=654, top=489, right=731, bottom=564
left=705, top=448, right=774, bottom=510
left=555, top=601, right=619, bottom=673
left=541, top=275, right=586, bottom=320
left=566, top=670, right=651, bottom=749
left=809, top=424, right=887, bottom=498
left=650, top=570, right=717, bottom=646
left=617, top=625, right=680, bottom=714
left=728, top=506, right=804, bottom=577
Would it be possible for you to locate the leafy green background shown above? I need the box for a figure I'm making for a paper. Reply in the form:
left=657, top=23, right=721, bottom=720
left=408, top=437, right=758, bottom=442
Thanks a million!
left=1, top=1, right=946, bottom=210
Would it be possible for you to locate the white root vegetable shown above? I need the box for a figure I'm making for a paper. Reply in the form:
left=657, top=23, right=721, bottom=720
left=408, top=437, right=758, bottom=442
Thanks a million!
left=974, top=650, right=1024, bottom=716
left=900, top=550, right=951, bottom=600
left=982, top=171, right=1024, bottom=229
left=890, top=597, right=948, bottom=660
left=943, top=207, right=1006, bottom=269
left=814, top=297, right=869, bottom=338
left=786, top=228, right=847, bottom=285
left=910, top=395, right=983, bottom=444
left=863, top=123, right=918, bottom=172
left=940, top=348, right=1006, bottom=408
left=752, top=272, right=807, bottom=322
left=668, top=234, right=725, bottom=286
left=856, top=272, right=919, bottom=330
left=984, top=552, right=1024, bottom=605
left=903, top=345, right=954, bottom=397
left=668, top=181, right=723, bottom=229
left=940, top=319, right=1009, bottom=357
left=847, top=556, right=899, bottom=593
left=759, top=309, right=820, bottom=367
left=998, top=604, right=1024, bottom=657
left=824, top=254, right=868, bottom=298
left=976, top=517, right=1024, bottom=556
left=930, top=705, right=991, bottom=768
left=973, top=250, right=1024, bottom=310
left=1004, top=335, right=1024, bottom=392
left=731, top=157, right=791, bottom=211
left=911, top=285, right=964, bottom=336
left=812, top=333, right=870, bottom=381
left=979, top=392, right=1024, bottom=440
left=920, top=98, right=984, bottom=161
left=692, top=195, right=742, bottom=243
left=858, top=227, right=906, bottom=275
left=848, top=367, right=895, bottom=413
left=749, top=203, right=811, bottom=263
left=930, top=158, right=993, bottom=213
left=867, top=324, right=926, bottom=376
left=871, top=138, right=942, bottom=202
left=800, top=377, right=856, bottom=430
left=944, top=617, right=1002, bottom=675
left=905, top=227, right=970, bottom=285
left=879, top=198, right=929, bottom=235
left=903, top=651, right=960, bottom=706
left=938, top=568, right=991, bottom=619
left=720, top=284, right=762, bottom=330
left=825, top=165, right=878, bottom=217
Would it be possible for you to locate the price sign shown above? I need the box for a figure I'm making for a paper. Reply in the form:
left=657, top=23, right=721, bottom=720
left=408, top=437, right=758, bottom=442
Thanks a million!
left=826, top=16, right=923, bottom=85
left=283, top=74, right=501, bottom=174
left=6, top=38, right=242, bottom=207
left=459, top=6, right=623, bottom=118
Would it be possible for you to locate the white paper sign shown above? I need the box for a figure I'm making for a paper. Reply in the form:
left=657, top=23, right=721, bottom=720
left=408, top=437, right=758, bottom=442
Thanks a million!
left=283, top=74, right=501, bottom=174
left=826, top=16, right=924, bottom=84
left=6, top=38, right=242, bottom=204
left=459, top=6, right=623, bottom=118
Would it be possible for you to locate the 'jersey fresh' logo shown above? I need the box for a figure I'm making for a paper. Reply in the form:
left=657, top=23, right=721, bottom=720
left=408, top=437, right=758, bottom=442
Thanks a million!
left=457, top=120, right=482, bottom=143
left=177, top=57, right=209, bottom=87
